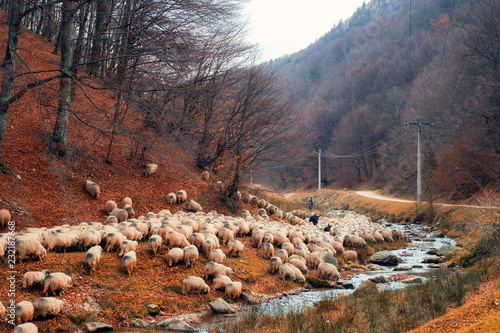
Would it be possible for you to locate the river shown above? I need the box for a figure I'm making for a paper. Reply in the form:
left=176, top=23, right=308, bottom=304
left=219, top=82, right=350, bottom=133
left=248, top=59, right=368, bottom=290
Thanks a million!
left=113, top=221, right=456, bottom=332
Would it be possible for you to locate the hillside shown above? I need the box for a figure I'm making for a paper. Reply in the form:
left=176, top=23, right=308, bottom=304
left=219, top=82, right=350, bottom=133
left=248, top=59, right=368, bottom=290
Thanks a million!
left=0, top=6, right=499, bottom=333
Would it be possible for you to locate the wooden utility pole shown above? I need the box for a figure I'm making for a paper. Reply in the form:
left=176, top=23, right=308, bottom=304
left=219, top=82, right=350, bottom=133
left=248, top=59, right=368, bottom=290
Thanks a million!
left=407, top=116, right=433, bottom=203
left=318, top=148, right=322, bottom=191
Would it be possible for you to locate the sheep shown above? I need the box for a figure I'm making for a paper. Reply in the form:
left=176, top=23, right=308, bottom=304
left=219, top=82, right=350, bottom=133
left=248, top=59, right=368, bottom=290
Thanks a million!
left=176, top=190, right=188, bottom=204
left=105, top=232, right=127, bottom=252
left=122, top=197, right=133, bottom=207
left=189, top=233, right=205, bottom=250
left=201, top=170, right=209, bottom=181
left=148, top=235, right=162, bottom=257
left=294, top=246, right=309, bottom=258
left=13, top=323, right=38, bottom=333
left=212, top=275, right=232, bottom=291
left=84, top=245, right=102, bottom=274
left=217, top=227, right=234, bottom=246
left=306, top=251, right=324, bottom=269
left=208, top=248, right=226, bottom=264
left=78, top=230, right=102, bottom=251
left=290, top=258, right=308, bottom=274
left=185, top=200, right=202, bottom=213
left=123, top=204, right=135, bottom=218
left=251, top=230, right=264, bottom=248
left=175, top=225, right=194, bottom=239
left=118, top=240, right=138, bottom=256
left=183, top=245, right=199, bottom=268
left=0, top=208, right=11, bottom=228
left=275, top=249, right=289, bottom=264
left=204, top=261, right=233, bottom=280
left=278, top=263, right=296, bottom=282
left=43, top=272, right=72, bottom=296
left=15, top=238, right=46, bottom=263
left=344, top=250, right=358, bottom=263
left=105, top=201, right=117, bottom=214
left=331, top=240, right=345, bottom=254
left=41, top=233, right=77, bottom=253
left=145, top=163, right=158, bottom=177
left=318, top=262, right=340, bottom=281
left=263, top=232, right=274, bottom=245
left=129, top=222, right=149, bottom=238
left=226, top=239, right=244, bottom=257
left=203, top=238, right=218, bottom=257
left=269, top=256, right=282, bottom=274
left=15, top=301, right=34, bottom=325
left=289, top=263, right=306, bottom=283
left=122, top=251, right=137, bottom=275
left=167, top=247, right=184, bottom=267
left=104, top=215, right=118, bottom=225
left=23, top=270, right=50, bottom=289
left=109, top=208, right=128, bottom=223
left=166, top=193, right=177, bottom=205
left=119, top=227, right=142, bottom=241
left=182, top=276, right=210, bottom=295
left=33, top=297, right=64, bottom=318
left=281, top=242, right=295, bottom=256
left=216, top=181, right=223, bottom=192
left=225, top=281, right=242, bottom=301
left=262, top=243, right=274, bottom=259
left=241, top=210, right=251, bottom=219
left=85, top=180, right=100, bottom=199
left=163, top=231, right=190, bottom=250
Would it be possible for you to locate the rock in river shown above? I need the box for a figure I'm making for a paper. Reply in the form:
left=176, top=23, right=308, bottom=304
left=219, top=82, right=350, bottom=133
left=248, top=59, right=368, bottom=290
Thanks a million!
left=369, top=251, right=399, bottom=266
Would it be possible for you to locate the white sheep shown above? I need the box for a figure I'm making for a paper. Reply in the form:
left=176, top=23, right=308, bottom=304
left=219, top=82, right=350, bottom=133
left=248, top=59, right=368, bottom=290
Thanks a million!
left=183, top=245, right=199, bottom=268
left=212, top=275, right=232, bottom=291
left=23, top=270, right=50, bottom=290
left=216, top=227, right=234, bottom=246
left=261, top=243, right=274, bottom=259
left=166, top=193, right=177, bottom=205
left=318, top=262, right=340, bottom=281
left=208, top=248, right=226, bottom=264
left=43, top=272, right=72, bottom=296
left=201, top=170, right=209, bottom=181
left=0, top=208, right=11, bottom=228
left=15, top=301, right=34, bottom=325
left=78, top=230, right=102, bottom=251
left=224, top=281, right=242, bottom=301
left=204, top=261, right=233, bottom=280
left=118, top=227, right=142, bottom=241
left=105, top=232, right=127, bottom=252
left=344, top=250, right=358, bottom=263
left=185, top=200, right=202, bottom=213
left=176, top=190, right=187, bottom=204
left=226, top=239, right=244, bottom=257
left=145, top=163, right=158, bottom=177
left=203, top=238, right=218, bottom=257
left=122, top=197, right=133, bottom=207
left=278, top=263, right=296, bottom=282
left=84, top=245, right=102, bottom=274
left=188, top=233, right=205, bottom=250
left=85, top=180, right=100, bottom=199
left=290, top=258, right=308, bottom=274
left=33, top=297, right=64, bottom=318
left=148, top=235, right=162, bottom=257
left=109, top=208, right=128, bottom=223
left=182, top=276, right=210, bottom=295
left=15, top=238, right=46, bottom=263
left=163, top=231, right=190, bottom=250
left=269, top=257, right=282, bottom=274
left=122, top=251, right=137, bottom=275
left=123, top=204, right=135, bottom=218
left=167, top=247, right=184, bottom=267
left=281, top=242, right=295, bottom=256
left=118, top=240, right=138, bottom=256
left=13, top=323, right=38, bottom=333
left=105, top=200, right=117, bottom=214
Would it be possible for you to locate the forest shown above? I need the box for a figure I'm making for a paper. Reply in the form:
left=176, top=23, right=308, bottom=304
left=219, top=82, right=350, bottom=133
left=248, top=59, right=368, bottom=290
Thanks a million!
left=0, top=0, right=498, bottom=203
left=0, top=0, right=292, bottom=201
left=265, top=0, right=500, bottom=202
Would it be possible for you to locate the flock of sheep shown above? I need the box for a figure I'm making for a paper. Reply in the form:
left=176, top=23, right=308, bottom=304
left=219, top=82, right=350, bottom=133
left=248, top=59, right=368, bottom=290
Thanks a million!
left=0, top=170, right=405, bottom=332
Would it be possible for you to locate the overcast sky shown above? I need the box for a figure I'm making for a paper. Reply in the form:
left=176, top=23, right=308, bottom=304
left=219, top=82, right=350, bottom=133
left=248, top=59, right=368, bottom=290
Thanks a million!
left=243, top=0, right=366, bottom=61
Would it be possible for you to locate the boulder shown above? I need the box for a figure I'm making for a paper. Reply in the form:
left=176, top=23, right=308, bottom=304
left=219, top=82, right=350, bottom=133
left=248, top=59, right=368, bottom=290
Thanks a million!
left=353, top=280, right=379, bottom=298
left=240, top=292, right=260, bottom=304
left=85, top=322, right=113, bottom=332
left=437, top=244, right=460, bottom=256
left=209, top=298, right=236, bottom=314
left=401, top=277, right=422, bottom=284
left=369, top=251, right=399, bottom=266
left=146, top=304, right=160, bottom=316
left=156, top=318, right=196, bottom=332
left=369, top=275, right=387, bottom=284
left=131, top=318, right=148, bottom=328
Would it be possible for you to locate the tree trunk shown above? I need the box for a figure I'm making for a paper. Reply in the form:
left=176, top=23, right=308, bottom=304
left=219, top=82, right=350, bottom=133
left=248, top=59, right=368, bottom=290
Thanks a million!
left=88, top=0, right=110, bottom=77
left=0, top=0, right=21, bottom=150
left=51, top=0, right=76, bottom=156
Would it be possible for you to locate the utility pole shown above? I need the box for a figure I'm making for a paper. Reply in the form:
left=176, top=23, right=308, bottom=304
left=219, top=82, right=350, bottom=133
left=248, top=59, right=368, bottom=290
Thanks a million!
left=318, top=148, right=321, bottom=191
left=407, top=116, right=433, bottom=203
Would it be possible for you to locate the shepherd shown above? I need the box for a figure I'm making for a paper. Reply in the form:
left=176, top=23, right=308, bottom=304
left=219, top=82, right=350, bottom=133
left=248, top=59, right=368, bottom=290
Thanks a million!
left=308, top=196, right=314, bottom=210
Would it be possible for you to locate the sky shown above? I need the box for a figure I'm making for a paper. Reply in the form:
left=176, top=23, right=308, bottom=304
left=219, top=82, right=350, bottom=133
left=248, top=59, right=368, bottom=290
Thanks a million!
left=243, top=0, right=367, bottom=61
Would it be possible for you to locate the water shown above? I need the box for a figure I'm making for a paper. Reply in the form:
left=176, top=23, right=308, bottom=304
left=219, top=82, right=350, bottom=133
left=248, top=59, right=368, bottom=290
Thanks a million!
left=114, top=223, right=456, bottom=332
